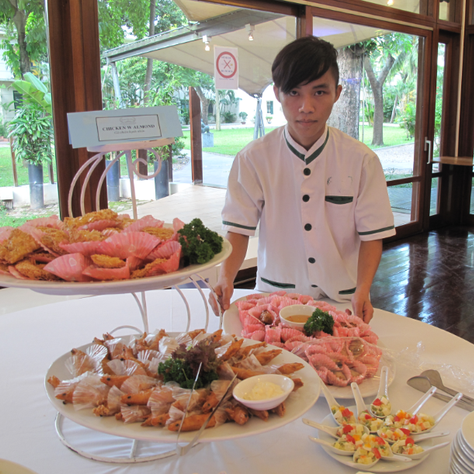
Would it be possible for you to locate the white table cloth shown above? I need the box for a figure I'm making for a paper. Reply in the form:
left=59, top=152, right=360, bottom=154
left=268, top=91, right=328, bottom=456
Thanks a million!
left=0, top=287, right=472, bottom=474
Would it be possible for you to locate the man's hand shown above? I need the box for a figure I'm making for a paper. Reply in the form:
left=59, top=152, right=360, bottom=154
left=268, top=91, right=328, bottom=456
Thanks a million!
left=351, top=291, right=374, bottom=324
left=209, top=277, right=234, bottom=316
left=208, top=232, right=249, bottom=316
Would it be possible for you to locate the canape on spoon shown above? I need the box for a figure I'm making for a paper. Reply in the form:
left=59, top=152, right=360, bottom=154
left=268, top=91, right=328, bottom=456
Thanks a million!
left=314, top=371, right=356, bottom=425
left=391, top=437, right=450, bottom=460
left=351, top=382, right=384, bottom=433
left=370, top=366, right=392, bottom=418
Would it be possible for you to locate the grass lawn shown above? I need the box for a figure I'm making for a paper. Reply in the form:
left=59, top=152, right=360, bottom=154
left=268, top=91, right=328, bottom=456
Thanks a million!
left=1, top=125, right=412, bottom=188
left=0, top=146, right=57, bottom=187
left=180, top=124, right=412, bottom=155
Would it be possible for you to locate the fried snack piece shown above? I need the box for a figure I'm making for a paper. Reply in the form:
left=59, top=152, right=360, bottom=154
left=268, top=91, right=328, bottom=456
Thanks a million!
left=230, top=367, right=263, bottom=380
left=120, top=389, right=153, bottom=405
left=276, top=363, right=305, bottom=375
left=100, top=374, right=130, bottom=388
left=255, top=349, right=282, bottom=365
left=292, top=378, right=304, bottom=391
left=0, top=228, right=40, bottom=264
left=225, top=403, right=250, bottom=425
left=202, top=391, right=219, bottom=413
left=93, top=404, right=114, bottom=417
left=143, top=227, right=174, bottom=240
left=130, top=258, right=167, bottom=279
left=38, top=227, right=69, bottom=255
left=141, top=414, right=170, bottom=427
left=91, top=254, right=126, bottom=268
left=68, top=229, right=106, bottom=243
left=167, top=414, right=217, bottom=432
left=237, top=342, right=267, bottom=358
left=270, top=402, right=286, bottom=417
left=248, top=407, right=269, bottom=421
left=47, top=375, right=61, bottom=389
left=221, top=338, right=244, bottom=361
left=63, top=209, right=119, bottom=230
left=15, top=259, right=61, bottom=281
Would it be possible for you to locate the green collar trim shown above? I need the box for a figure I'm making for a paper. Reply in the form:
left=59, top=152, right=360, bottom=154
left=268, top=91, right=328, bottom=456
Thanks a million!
left=284, top=129, right=330, bottom=165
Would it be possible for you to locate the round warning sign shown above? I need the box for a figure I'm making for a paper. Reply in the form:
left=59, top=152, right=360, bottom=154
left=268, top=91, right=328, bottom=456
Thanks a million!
left=216, top=51, right=238, bottom=79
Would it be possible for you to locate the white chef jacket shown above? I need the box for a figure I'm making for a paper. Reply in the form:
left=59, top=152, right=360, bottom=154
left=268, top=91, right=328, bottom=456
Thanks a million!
left=222, top=124, right=396, bottom=301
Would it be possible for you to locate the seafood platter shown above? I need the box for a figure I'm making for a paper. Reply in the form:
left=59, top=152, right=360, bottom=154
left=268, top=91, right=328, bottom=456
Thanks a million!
left=0, top=211, right=232, bottom=295
left=223, top=292, right=395, bottom=399
left=45, top=327, right=321, bottom=443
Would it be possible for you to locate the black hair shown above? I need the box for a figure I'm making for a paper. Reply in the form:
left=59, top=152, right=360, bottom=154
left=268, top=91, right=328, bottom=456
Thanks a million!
left=272, top=36, right=339, bottom=93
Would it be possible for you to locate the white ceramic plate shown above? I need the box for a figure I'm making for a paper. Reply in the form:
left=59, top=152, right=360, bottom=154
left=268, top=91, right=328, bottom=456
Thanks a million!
left=314, top=411, right=427, bottom=472
left=0, top=459, right=38, bottom=474
left=223, top=294, right=395, bottom=399
left=0, top=239, right=231, bottom=296
left=461, top=410, right=474, bottom=453
left=45, top=337, right=321, bottom=443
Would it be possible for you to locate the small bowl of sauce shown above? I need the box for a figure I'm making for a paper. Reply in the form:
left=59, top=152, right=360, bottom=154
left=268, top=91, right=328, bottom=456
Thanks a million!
left=233, top=374, right=294, bottom=410
left=279, top=304, right=315, bottom=329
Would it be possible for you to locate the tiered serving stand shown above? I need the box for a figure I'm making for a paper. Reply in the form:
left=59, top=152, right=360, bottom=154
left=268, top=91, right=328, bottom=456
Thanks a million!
left=1, top=138, right=232, bottom=463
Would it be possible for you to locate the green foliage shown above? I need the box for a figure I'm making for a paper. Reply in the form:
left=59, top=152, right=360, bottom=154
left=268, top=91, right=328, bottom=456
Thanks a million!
left=12, top=72, right=52, bottom=113
left=158, top=337, right=221, bottom=389
left=303, top=308, right=335, bottom=336
left=178, top=218, right=223, bottom=265
left=8, top=102, right=52, bottom=165
left=7, top=72, right=52, bottom=166
left=397, top=101, right=416, bottom=139
left=222, top=111, right=236, bottom=123
left=0, top=0, right=47, bottom=78
left=238, top=111, right=248, bottom=121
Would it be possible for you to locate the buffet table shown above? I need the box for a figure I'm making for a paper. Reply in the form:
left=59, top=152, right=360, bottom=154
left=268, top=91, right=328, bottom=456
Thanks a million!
left=0, top=287, right=472, bottom=474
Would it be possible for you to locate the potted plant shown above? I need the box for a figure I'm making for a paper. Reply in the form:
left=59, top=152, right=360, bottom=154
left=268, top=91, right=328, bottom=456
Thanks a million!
left=266, top=115, right=273, bottom=124
left=239, top=111, right=248, bottom=124
left=8, top=73, right=53, bottom=210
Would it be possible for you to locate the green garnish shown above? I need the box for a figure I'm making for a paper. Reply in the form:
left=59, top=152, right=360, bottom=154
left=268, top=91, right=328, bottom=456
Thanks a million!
left=303, top=308, right=335, bottom=336
left=158, top=337, right=221, bottom=389
left=177, top=218, right=223, bottom=265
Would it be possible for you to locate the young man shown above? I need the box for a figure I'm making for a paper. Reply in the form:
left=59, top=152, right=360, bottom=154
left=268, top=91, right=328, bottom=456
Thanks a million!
left=212, top=36, right=395, bottom=323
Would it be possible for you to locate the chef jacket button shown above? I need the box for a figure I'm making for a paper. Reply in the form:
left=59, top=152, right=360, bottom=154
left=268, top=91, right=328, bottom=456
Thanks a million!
left=308, top=257, right=315, bottom=264
left=302, top=194, right=310, bottom=202
left=303, top=168, right=311, bottom=176
left=304, top=223, right=312, bottom=231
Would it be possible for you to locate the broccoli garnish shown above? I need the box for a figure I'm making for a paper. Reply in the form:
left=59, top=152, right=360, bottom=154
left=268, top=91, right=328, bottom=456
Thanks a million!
left=303, top=308, right=335, bottom=336
left=177, top=218, right=223, bottom=265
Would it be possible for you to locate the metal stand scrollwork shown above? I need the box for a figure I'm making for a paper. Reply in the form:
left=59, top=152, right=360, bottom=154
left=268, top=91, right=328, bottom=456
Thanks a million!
left=54, top=139, right=226, bottom=463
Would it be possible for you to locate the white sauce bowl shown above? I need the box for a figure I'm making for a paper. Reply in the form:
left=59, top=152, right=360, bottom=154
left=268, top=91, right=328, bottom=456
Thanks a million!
left=233, top=374, right=294, bottom=410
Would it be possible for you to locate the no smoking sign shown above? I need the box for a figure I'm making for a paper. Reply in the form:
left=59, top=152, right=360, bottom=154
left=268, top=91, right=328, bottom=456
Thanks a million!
left=214, top=46, right=239, bottom=89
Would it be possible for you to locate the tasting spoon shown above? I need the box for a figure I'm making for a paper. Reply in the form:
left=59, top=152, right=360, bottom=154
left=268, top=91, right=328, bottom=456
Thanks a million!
left=396, top=441, right=450, bottom=460
left=302, top=418, right=369, bottom=438
left=351, top=382, right=384, bottom=433
left=314, top=372, right=355, bottom=425
left=370, top=366, right=392, bottom=418
left=308, top=436, right=355, bottom=456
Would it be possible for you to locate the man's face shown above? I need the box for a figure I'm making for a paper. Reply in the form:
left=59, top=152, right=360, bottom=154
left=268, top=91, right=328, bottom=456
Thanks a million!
left=274, top=70, right=342, bottom=150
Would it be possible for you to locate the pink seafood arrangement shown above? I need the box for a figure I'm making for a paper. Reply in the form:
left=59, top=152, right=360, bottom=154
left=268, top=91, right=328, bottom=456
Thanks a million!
left=0, top=210, right=184, bottom=282
left=235, top=291, right=383, bottom=387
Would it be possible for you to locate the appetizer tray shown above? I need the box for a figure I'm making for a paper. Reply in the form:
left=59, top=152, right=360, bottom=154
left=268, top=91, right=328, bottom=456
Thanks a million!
left=0, top=239, right=232, bottom=296
left=316, top=410, right=427, bottom=472
left=45, top=337, right=321, bottom=443
left=223, top=294, right=395, bottom=400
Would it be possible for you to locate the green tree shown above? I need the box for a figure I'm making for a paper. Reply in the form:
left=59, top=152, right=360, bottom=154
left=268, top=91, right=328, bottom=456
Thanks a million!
left=0, top=0, right=47, bottom=78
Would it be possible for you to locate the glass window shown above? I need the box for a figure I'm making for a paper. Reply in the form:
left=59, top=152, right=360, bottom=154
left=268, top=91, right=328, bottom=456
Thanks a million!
left=357, top=0, right=422, bottom=14
left=439, top=0, right=457, bottom=21
left=266, top=101, right=274, bottom=115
